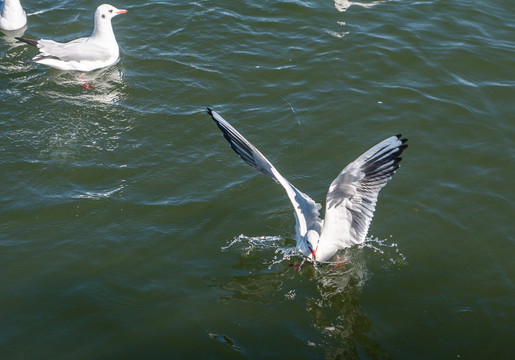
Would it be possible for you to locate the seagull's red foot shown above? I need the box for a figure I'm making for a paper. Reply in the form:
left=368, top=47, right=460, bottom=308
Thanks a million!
left=328, top=261, right=349, bottom=273
left=81, top=82, right=92, bottom=91
left=289, top=263, right=302, bottom=271
left=332, top=256, right=348, bottom=269
left=335, top=261, right=349, bottom=269
left=78, top=73, right=92, bottom=90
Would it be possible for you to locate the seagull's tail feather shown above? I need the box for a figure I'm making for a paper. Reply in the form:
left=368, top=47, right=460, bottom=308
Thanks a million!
left=15, top=37, right=38, bottom=47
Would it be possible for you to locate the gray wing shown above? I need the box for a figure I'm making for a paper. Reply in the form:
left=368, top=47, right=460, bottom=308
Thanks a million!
left=35, top=38, right=111, bottom=62
left=207, top=108, right=322, bottom=242
left=319, top=135, right=408, bottom=250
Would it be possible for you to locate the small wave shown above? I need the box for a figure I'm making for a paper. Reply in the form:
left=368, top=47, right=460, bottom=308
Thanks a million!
left=27, top=5, right=65, bottom=17
left=75, top=182, right=126, bottom=200
left=334, top=0, right=388, bottom=13
left=330, top=1, right=387, bottom=38
left=327, top=21, right=349, bottom=39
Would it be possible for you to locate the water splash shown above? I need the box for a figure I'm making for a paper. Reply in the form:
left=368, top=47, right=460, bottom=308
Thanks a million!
left=221, top=234, right=299, bottom=269
left=221, top=234, right=407, bottom=270
left=363, top=235, right=408, bottom=266
left=221, top=234, right=282, bottom=252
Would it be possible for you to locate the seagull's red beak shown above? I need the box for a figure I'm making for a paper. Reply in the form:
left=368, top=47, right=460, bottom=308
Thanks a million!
left=116, top=9, right=128, bottom=15
left=308, top=245, right=317, bottom=261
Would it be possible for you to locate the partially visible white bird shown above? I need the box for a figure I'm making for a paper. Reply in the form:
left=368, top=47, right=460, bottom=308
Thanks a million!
left=0, top=0, right=27, bottom=31
left=207, top=108, right=408, bottom=264
left=16, top=4, right=127, bottom=71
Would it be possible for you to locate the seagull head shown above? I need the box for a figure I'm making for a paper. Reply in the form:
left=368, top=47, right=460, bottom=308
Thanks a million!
left=307, top=243, right=317, bottom=261
left=305, top=230, right=319, bottom=262
left=96, top=4, right=128, bottom=21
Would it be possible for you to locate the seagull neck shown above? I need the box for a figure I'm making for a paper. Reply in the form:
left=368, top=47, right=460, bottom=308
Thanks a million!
left=90, top=19, right=116, bottom=43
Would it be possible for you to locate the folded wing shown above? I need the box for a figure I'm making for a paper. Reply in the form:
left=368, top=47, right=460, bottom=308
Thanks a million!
left=36, top=38, right=111, bottom=63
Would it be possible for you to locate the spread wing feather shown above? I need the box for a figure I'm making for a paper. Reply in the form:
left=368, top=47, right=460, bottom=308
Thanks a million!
left=316, top=135, right=408, bottom=258
left=207, top=108, right=322, bottom=243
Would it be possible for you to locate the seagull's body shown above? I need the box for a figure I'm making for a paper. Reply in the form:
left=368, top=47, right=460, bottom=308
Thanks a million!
left=16, top=4, right=127, bottom=71
left=207, top=108, right=408, bottom=263
left=0, top=0, right=26, bottom=31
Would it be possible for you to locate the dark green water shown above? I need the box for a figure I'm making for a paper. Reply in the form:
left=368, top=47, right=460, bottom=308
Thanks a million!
left=1, top=0, right=514, bottom=358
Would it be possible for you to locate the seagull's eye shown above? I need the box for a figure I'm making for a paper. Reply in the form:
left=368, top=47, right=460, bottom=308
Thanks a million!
left=109, top=9, right=113, bottom=13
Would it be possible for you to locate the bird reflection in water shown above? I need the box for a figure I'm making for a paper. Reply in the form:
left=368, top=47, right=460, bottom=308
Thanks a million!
left=213, top=235, right=402, bottom=358
left=48, top=66, right=127, bottom=104
left=306, top=249, right=393, bottom=359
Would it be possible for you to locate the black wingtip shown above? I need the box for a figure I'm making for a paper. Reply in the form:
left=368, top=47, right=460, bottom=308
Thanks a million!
left=15, top=37, right=38, bottom=47
left=395, top=134, right=408, bottom=147
left=207, top=107, right=213, bottom=115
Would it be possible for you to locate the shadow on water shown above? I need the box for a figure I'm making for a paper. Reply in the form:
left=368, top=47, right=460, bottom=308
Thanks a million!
left=209, top=235, right=403, bottom=359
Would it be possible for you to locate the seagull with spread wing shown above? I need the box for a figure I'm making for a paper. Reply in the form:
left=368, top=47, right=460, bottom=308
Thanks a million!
left=207, top=108, right=408, bottom=264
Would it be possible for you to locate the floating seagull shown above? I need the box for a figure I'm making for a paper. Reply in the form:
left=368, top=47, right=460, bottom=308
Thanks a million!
left=16, top=4, right=127, bottom=71
left=0, top=0, right=26, bottom=31
left=207, top=108, right=408, bottom=264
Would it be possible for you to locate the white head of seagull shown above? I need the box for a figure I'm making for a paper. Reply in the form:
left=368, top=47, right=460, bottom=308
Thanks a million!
left=207, top=108, right=408, bottom=265
left=15, top=4, right=127, bottom=72
left=91, top=4, right=127, bottom=40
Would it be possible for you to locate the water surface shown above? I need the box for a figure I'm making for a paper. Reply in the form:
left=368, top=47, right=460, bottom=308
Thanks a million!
left=1, top=0, right=514, bottom=358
